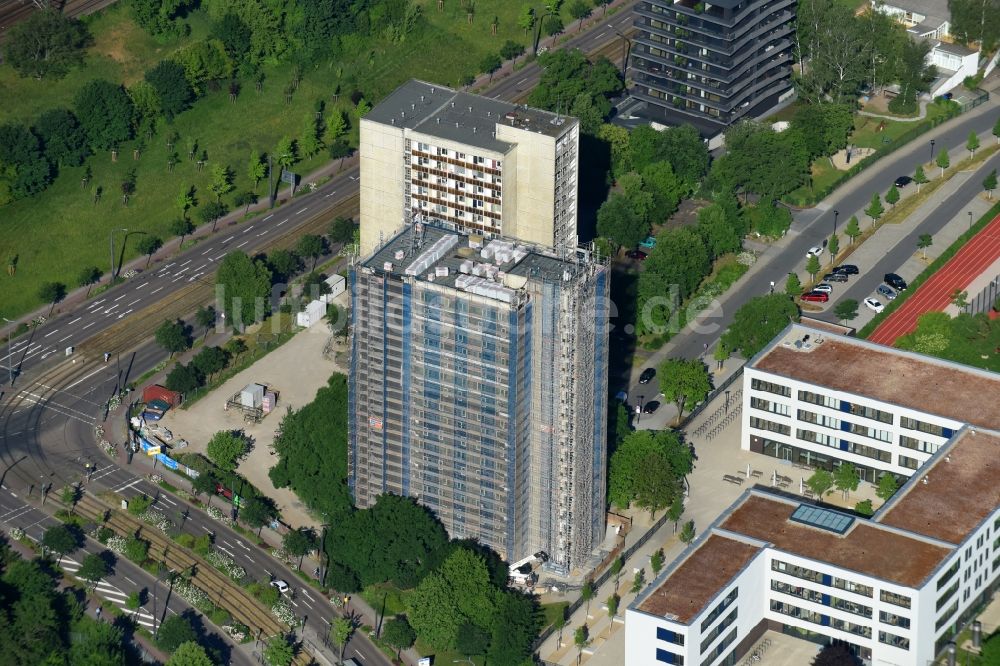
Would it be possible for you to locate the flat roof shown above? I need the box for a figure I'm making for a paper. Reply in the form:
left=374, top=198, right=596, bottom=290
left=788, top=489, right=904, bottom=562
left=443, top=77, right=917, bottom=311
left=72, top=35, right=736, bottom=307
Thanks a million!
left=934, top=40, right=977, bottom=56
left=720, top=494, right=951, bottom=588
left=751, top=324, right=1000, bottom=430
left=364, top=79, right=576, bottom=153
left=881, top=0, right=947, bottom=24
left=878, top=428, right=1000, bottom=544
left=637, top=535, right=760, bottom=622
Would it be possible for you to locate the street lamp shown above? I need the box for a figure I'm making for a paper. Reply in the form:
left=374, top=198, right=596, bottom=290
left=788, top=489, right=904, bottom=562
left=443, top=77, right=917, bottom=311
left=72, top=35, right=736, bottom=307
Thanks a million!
left=109, top=228, right=128, bottom=279
left=833, top=209, right=839, bottom=237
left=969, top=211, right=973, bottom=229
left=608, top=24, right=633, bottom=79
left=533, top=10, right=554, bottom=55
left=637, top=395, right=645, bottom=423
left=930, top=139, right=936, bottom=161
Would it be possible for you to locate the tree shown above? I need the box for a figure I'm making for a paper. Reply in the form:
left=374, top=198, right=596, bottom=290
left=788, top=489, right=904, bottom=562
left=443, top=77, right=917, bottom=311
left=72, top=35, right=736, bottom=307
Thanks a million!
left=327, top=216, right=356, bottom=245
left=658, top=358, right=711, bottom=420
left=518, top=5, right=536, bottom=36
left=330, top=617, right=355, bottom=661
left=3, top=10, right=90, bottom=80
left=864, top=192, right=884, bottom=227
left=240, top=496, right=278, bottom=535
left=216, top=251, right=273, bottom=329
left=569, top=0, right=592, bottom=30
left=785, top=272, right=803, bottom=297
left=275, top=136, right=297, bottom=170
left=637, top=229, right=711, bottom=333
left=34, top=108, right=88, bottom=167
left=74, top=80, right=136, bottom=151
left=195, top=305, right=216, bottom=337
left=876, top=473, right=899, bottom=501
left=137, top=234, right=163, bottom=268
left=42, top=524, right=77, bottom=564
left=210, top=164, right=235, bottom=202
left=811, top=642, right=862, bottom=666
left=935, top=148, right=950, bottom=177
left=913, top=163, right=928, bottom=192
left=407, top=548, right=497, bottom=650
left=641, top=161, right=684, bottom=219
left=884, top=183, right=899, bottom=209
left=479, top=52, right=503, bottom=81
left=608, top=430, right=693, bottom=516
left=169, top=217, right=195, bottom=247
left=720, top=294, right=799, bottom=359
left=667, top=495, right=684, bottom=534
left=248, top=151, right=266, bottom=192
left=165, top=363, right=203, bottom=393
left=457, top=622, right=490, bottom=657
left=806, top=469, right=834, bottom=497
left=606, top=593, right=620, bottom=632
left=488, top=590, right=541, bottom=665
left=167, top=642, right=215, bottom=666
left=855, top=499, right=874, bottom=516
left=610, top=555, right=624, bottom=589
left=915, top=232, right=934, bottom=260
left=581, top=579, right=595, bottom=616
left=382, top=616, right=416, bottom=658
left=145, top=60, right=194, bottom=119
left=234, top=190, right=258, bottom=215
left=283, top=528, right=317, bottom=569
left=77, top=552, right=109, bottom=586
left=984, top=168, right=997, bottom=199
left=574, top=625, right=590, bottom=664
left=529, top=49, right=622, bottom=124
left=192, top=345, right=228, bottom=379
left=0, top=122, right=53, bottom=200
left=264, top=635, right=295, bottom=666
left=630, top=570, right=645, bottom=594
left=695, top=201, right=742, bottom=259
left=198, top=200, right=228, bottom=229
left=679, top=520, right=695, bottom=544
left=834, top=299, right=859, bottom=324
left=596, top=193, right=646, bottom=250
left=76, top=266, right=102, bottom=296
left=544, top=14, right=564, bottom=36
left=206, top=430, right=249, bottom=471
left=833, top=462, right=860, bottom=499
left=844, top=215, right=861, bottom=245
left=805, top=254, right=821, bottom=281
left=155, top=319, right=190, bottom=356
left=967, top=130, right=980, bottom=157
left=38, top=281, right=67, bottom=312
left=650, top=549, right=665, bottom=576
left=297, top=234, right=324, bottom=272
left=192, top=470, right=217, bottom=506
left=500, top=40, right=525, bottom=60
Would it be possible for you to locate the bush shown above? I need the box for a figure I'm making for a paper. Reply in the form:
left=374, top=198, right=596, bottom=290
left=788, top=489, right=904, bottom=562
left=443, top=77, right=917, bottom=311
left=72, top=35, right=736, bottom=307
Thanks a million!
left=209, top=608, right=231, bottom=626
left=96, top=527, right=114, bottom=543
left=123, top=536, right=150, bottom=564
left=247, top=582, right=280, bottom=607
left=855, top=499, right=874, bottom=516
left=126, top=494, right=153, bottom=516
left=174, top=533, right=196, bottom=548
left=748, top=203, right=792, bottom=238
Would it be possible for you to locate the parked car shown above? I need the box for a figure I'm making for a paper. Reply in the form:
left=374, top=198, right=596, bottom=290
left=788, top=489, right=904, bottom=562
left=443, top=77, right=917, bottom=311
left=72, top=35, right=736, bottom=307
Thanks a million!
left=270, top=580, right=290, bottom=594
left=807, top=246, right=824, bottom=258
left=894, top=175, right=913, bottom=188
left=884, top=273, right=907, bottom=291
left=639, top=368, right=656, bottom=384
left=865, top=297, right=885, bottom=313
left=812, top=283, right=833, bottom=294
left=626, top=249, right=648, bottom=261
left=801, top=291, right=830, bottom=303
left=823, top=273, right=849, bottom=283
left=833, top=264, right=859, bottom=275
left=877, top=284, right=898, bottom=300
left=643, top=400, right=661, bottom=414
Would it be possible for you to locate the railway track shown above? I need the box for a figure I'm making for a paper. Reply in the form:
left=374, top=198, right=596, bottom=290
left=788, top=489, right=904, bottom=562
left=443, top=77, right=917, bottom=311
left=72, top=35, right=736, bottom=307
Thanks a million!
left=74, top=494, right=316, bottom=665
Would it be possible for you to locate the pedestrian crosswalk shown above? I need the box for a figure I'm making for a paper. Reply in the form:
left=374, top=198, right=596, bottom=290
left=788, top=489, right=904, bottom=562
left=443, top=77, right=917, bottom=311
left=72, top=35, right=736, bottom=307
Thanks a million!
left=59, top=556, right=159, bottom=629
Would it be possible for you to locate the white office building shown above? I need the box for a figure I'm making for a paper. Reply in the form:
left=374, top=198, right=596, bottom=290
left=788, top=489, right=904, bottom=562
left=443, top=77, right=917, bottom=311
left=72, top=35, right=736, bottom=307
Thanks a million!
left=741, top=323, right=1000, bottom=483
left=627, top=426, right=1000, bottom=665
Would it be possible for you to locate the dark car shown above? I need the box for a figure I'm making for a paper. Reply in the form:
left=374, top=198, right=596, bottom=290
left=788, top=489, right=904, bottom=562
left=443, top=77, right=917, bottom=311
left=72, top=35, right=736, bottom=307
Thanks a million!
left=893, top=176, right=912, bottom=188
left=823, top=272, right=849, bottom=283
left=643, top=400, right=661, bottom=414
left=627, top=249, right=648, bottom=261
left=801, top=291, right=830, bottom=303
left=639, top=368, right=656, bottom=384
left=833, top=264, right=859, bottom=275
left=884, top=273, right=907, bottom=291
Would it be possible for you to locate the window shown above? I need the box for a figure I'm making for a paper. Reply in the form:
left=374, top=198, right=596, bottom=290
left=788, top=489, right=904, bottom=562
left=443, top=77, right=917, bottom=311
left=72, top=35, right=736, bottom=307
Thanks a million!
left=751, top=396, right=790, bottom=417
left=879, top=590, right=911, bottom=609
left=700, top=609, right=737, bottom=653
left=657, top=627, right=685, bottom=646
left=900, top=435, right=938, bottom=454
left=771, top=559, right=823, bottom=584
left=655, top=648, right=684, bottom=664
left=832, top=578, right=873, bottom=598
left=750, top=416, right=790, bottom=436
left=936, top=579, right=959, bottom=611
left=798, top=409, right=841, bottom=430
left=936, top=600, right=958, bottom=631
left=700, top=588, right=738, bottom=631
left=900, top=416, right=947, bottom=437
left=798, top=390, right=839, bottom=409
left=879, top=610, right=911, bottom=629
left=899, top=455, right=921, bottom=470
left=879, top=631, right=910, bottom=650
left=751, top=378, right=791, bottom=397
left=937, top=561, right=960, bottom=590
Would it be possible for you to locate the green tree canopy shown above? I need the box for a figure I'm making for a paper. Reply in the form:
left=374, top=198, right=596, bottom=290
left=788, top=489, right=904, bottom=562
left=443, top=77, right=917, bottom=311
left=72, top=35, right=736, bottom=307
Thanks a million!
left=596, top=193, right=646, bottom=249
left=488, top=589, right=541, bottom=666
left=192, top=345, right=228, bottom=378
left=264, top=635, right=295, bottom=666
left=0, top=122, right=53, bottom=199
left=834, top=298, right=859, bottom=324
left=457, top=622, right=491, bottom=657
left=328, top=216, right=357, bottom=244
left=42, top=524, right=78, bottom=561
left=38, top=281, right=67, bottom=306
left=806, top=469, right=835, bottom=497
left=720, top=294, right=799, bottom=358
left=657, top=357, right=712, bottom=419
left=876, top=473, right=899, bottom=500
left=165, top=363, right=203, bottom=393
left=382, top=616, right=417, bottom=657
left=155, top=319, right=191, bottom=355
left=156, top=613, right=198, bottom=653
left=3, top=10, right=90, bottom=80
left=74, top=79, right=136, bottom=151
left=77, top=552, right=109, bottom=585
left=833, top=462, right=860, bottom=498
left=206, top=430, right=249, bottom=471
left=215, top=251, right=273, bottom=329
left=145, top=60, right=195, bottom=119
left=608, top=430, right=693, bottom=516
left=529, top=49, right=622, bottom=129
left=34, top=108, right=89, bottom=167
left=167, top=641, right=216, bottom=666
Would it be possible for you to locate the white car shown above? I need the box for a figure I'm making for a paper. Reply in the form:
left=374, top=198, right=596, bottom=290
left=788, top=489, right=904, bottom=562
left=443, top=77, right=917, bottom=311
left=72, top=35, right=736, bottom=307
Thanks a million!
left=864, top=297, right=885, bottom=313
left=807, top=246, right=824, bottom=258
left=270, top=580, right=290, bottom=594
left=812, top=283, right=833, bottom=294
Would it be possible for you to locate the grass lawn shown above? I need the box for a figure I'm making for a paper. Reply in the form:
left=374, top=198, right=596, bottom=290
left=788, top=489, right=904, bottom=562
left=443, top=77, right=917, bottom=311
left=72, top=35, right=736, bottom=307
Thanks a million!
left=0, top=0, right=578, bottom=318
left=541, top=600, right=569, bottom=628
left=360, top=583, right=414, bottom=618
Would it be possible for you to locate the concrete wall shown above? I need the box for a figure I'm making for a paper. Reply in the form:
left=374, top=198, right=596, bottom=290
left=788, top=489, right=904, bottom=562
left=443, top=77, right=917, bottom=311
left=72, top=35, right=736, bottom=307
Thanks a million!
left=496, top=124, right=558, bottom=247
left=930, top=49, right=980, bottom=96
left=360, top=119, right=406, bottom=256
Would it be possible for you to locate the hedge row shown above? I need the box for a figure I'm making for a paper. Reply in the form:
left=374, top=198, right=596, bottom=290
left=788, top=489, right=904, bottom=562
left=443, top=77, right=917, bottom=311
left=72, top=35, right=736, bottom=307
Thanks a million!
left=857, top=199, right=1000, bottom=339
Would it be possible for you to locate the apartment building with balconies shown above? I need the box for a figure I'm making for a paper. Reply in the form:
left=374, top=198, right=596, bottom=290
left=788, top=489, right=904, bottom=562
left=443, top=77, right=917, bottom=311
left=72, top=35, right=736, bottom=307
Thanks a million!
left=630, top=0, right=795, bottom=133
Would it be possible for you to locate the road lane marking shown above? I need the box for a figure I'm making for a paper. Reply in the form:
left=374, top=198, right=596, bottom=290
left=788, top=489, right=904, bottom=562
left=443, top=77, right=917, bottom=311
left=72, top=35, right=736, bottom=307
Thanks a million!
left=236, top=240, right=248, bottom=248
left=264, top=214, right=274, bottom=221
left=276, top=220, right=287, bottom=227
left=179, top=259, right=192, bottom=267
left=258, top=231, right=268, bottom=236
left=44, top=329, right=60, bottom=338
left=296, top=207, right=308, bottom=214
left=215, top=254, right=226, bottom=261
left=245, top=225, right=254, bottom=232
left=223, top=236, right=234, bottom=243
left=117, top=309, right=133, bottom=318
left=82, top=322, right=95, bottom=330
left=150, top=286, right=163, bottom=295
left=114, top=293, right=127, bottom=301
left=113, top=479, right=142, bottom=493
left=127, top=298, right=141, bottom=307
left=58, top=335, right=72, bottom=342
left=104, top=304, right=119, bottom=314
left=65, top=366, right=107, bottom=390
left=124, top=576, right=136, bottom=585
left=158, top=495, right=177, bottom=506
left=202, top=248, right=213, bottom=255
left=68, top=317, right=82, bottom=325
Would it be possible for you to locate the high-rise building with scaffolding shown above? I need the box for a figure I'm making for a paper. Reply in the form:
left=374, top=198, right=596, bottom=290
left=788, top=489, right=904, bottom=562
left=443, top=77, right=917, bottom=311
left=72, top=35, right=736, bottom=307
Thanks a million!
left=349, top=81, right=609, bottom=574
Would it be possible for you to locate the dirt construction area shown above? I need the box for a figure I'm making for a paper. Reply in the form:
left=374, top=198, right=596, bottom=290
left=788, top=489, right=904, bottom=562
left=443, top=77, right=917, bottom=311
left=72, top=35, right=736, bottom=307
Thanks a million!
left=157, top=316, right=348, bottom=530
